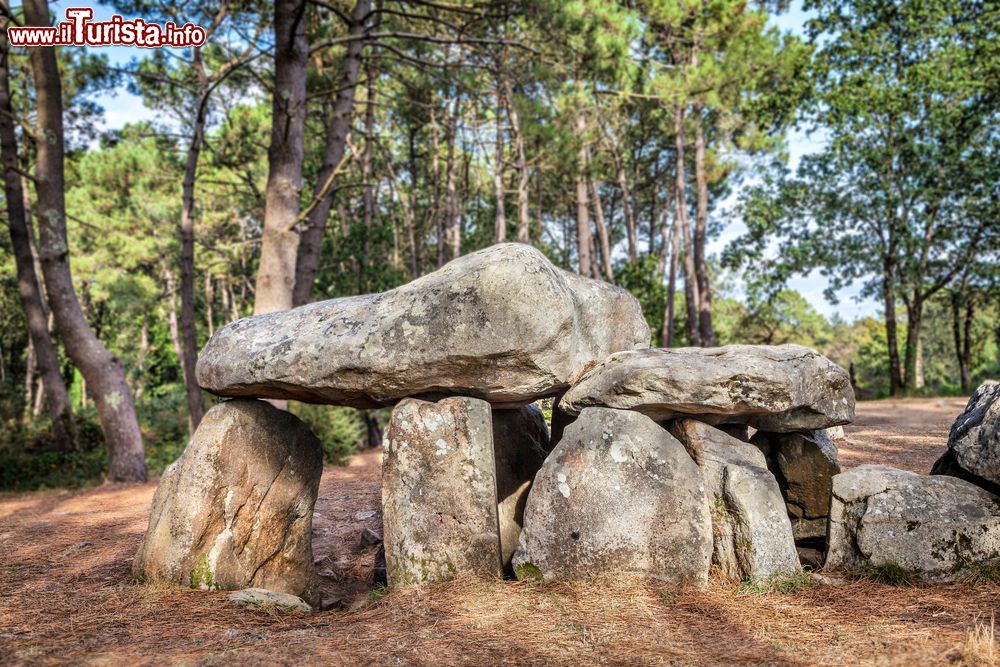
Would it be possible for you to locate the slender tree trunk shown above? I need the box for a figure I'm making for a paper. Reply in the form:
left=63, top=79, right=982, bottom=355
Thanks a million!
left=692, top=107, right=714, bottom=346
left=25, top=0, right=144, bottom=479
left=254, top=0, right=309, bottom=315
left=589, top=177, right=614, bottom=282
left=882, top=256, right=903, bottom=395
left=292, top=0, right=370, bottom=306
left=135, top=313, right=149, bottom=401
left=444, top=96, right=461, bottom=260
left=205, top=272, right=215, bottom=338
left=616, top=163, right=637, bottom=263
left=504, top=82, right=530, bottom=244
left=574, top=110, right=592, bottom=277
left=674, top=106, right=701, bottom=346
left=962, top=296, right=974, bottom=393
left=359, top=55, right=377, bottom=292
left=178, top=62, right=208, bottom=431
left=903, top=293, right=924, bottom=393
left=24, top=337, right=35, bottom=415
left=1, top=25, right=75, bottom=448
left=493, top=83, right=506, bottom=243
left=665, top=194, right=681, bottom=348
left=405, top=127, right=420, bottom=278
left=431, top=107, right=445, bottom=268
left=363, top=410, right=383, bottom=448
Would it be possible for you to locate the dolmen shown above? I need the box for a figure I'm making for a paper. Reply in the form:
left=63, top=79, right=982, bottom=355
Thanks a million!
left=134, top=242, right=900, bottom=603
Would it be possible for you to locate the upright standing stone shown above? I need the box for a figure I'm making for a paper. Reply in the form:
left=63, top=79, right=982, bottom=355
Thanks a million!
left=669, top=419, right=799, bottom=581
left=513, top=408, right=712, bottom=586
left=751, top=429, right=841, bottom=540
left=493, top=405, right=550, bottom=573
left=133, top=399, right=323, bottom=604
left=382, top=397, right=501, bottom=585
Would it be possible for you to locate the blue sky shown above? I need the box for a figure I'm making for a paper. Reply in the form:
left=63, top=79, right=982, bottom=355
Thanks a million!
left=50, top=0, right=880, bottom=321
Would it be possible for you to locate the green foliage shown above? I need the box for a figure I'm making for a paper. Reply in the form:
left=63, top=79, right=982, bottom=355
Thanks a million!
left=962, top=561, right=1000, bottom=587
left=616, top=256, right=665, bottom=346
left=855, top=562, right=920, bottom=587
left=290, top=403, right=365, bottom=465
left=738, top=570, right=815, bottom=595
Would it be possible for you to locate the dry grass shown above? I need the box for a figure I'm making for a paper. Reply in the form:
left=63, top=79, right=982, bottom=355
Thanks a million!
left=2, top=397, right=999, bottom=666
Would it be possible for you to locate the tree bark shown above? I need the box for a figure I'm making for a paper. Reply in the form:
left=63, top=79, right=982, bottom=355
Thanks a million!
left=25, top=0, right=144, bottom=480
left=574, top=110, right=592, bottom=277
left=616, top=162, right=637, bottom=263
left=589, top=177, right=614, bottom=282
left=504, top=81, right=530, bottom=244
left=177, top=49, right=209, bottom=432
left=664, top=190, right=681, bottom=348
left=692, top=106, right=714, bottom=346
left=882, top=254, right=903, bottom=395
left=254, top=0, right=309, bottom=315
left=1, top=22, right=75, bottom=449
left=292, top=0, right=370, bottom=306
left=493, top=83, right=506, bottom=243
left=444, top=95, right=461, bottom=260
left=358, top=54, right=377, bottom=292
left=903, top=293, right=924, bottom=393
left=674, top=106, right=701, bottom=346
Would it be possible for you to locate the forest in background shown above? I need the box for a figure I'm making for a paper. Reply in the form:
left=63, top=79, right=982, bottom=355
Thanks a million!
left=0, top=0, right=998, bottom=489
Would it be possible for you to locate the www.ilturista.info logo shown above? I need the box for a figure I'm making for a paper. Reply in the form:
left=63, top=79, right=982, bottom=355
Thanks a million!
left=8, top=8, right=206, bottom=48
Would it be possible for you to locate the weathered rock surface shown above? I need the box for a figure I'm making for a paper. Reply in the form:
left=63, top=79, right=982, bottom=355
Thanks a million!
left=560, top=344, right=854, bottom=432
left=133, top=400, right=323, bottom=603
left=229, top=588, right=312, bottom=613
left=493, top=405, right=550, bottom=573
left=669, top=419, right=799, bottom=581
left=826, top=465, right=1000, bottom=581
left=931, top=382, right=1000, bottom=490
left=512, top=408, right=711, bottom=585
left=751, top=430, right=841, bottom=540
left=197, top=244, right=650, bottom=408
left=382, top=397, right=501, bottom=585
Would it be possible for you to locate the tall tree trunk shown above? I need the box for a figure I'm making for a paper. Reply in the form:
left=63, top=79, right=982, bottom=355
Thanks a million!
left=504, top=82, right=530, bottom=244
left=358, top=54, right=377, bottom=292
left=444, top=96, right=461, bottom=260
left=204, top=272, right=215, bottom=338
left=674, top=106, right=701, bottom=346
left=692, top=107, right=714, bottom=346
left=1, top=24, right=75, bottom=448
left=574, top=110, right=592, bottom=277
left=616, top=162, right=637, bottom=263
left=882, top=255, right=903, bottom=395
left=25, top=0, right=144, bottom=479
left=177, top=52, right=208, bottom=432
left=589, top=177, right=614, bottom=282
left=405, top=126, right=420, bottom=278
left=431, top=107, right=445, bottom=268
left=903, top=292, right=924, bottom=393
left=292, top=0, right=370, bottom=306
left=24, top=337, right=35, bottom=415
left=664, top=192, right=681, bottom=348
left=254, top=0, right=309, bottom=315
left=493, top=83, right=506, bottom=243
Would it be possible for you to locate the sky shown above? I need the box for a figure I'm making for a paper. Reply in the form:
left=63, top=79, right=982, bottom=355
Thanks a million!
left=46, top=0, right=881, bottom=322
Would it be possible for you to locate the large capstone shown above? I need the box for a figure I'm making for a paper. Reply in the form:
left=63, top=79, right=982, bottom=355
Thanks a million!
left=931, top=381, right=1000, bottom=492
left=382, top=397, right=502, bottom=585
left=196, top=244, right=650, bottom=408
left=825, top=465, right=1000, bottom=581
left=669, top=419, right=799, bottom=581
left=512, top=408, right=712, bottom=586
left=133, top=399, right=323, bottom=604
left=560, top=344, right=854, bottom=432
left=493, top=404, right=550, bottom=573
left=751, top=429, right=841, bottom=540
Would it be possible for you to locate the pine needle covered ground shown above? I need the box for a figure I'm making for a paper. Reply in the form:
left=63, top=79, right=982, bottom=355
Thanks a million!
left=2, top=397, right=997, bottom=666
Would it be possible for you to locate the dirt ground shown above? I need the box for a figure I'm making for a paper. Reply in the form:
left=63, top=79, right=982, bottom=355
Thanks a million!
left=2, top=396, right=998, bottom=667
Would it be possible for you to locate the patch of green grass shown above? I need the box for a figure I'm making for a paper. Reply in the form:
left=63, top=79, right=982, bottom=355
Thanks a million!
left=367, top=584, right=390, bottom=604
left=962, top=560, right=1000, bottom=586
left=739, top=569, right=814, bottom=595
left=855, top=562, right=920, bottom=587
left=189, top=554, right=217, bottom=590
left=514, top=562, right=544, bottom=582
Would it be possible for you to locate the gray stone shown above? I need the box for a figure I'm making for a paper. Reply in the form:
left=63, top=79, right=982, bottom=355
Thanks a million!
left=823, top=426, right=846, bottom=441
left=512, top=408, right=711, bottom=586
left=197, top=244, right=650, bottom=408
left=493, top=405, right=550, bottom=573
left=229, top=588, right=312, bottom=613
left=560, top=344, right=854, bottom=432
left=133, top=399, right=323, bottom=604
left=382, top=397, right=501, bottom=585
left=931, top=382, right=1000, bottom=488
left=752, top=429, right=841, bottom=540
left=825, top=465, right=1000, bottom=581
left=669, top=419, right=799, bottom=581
